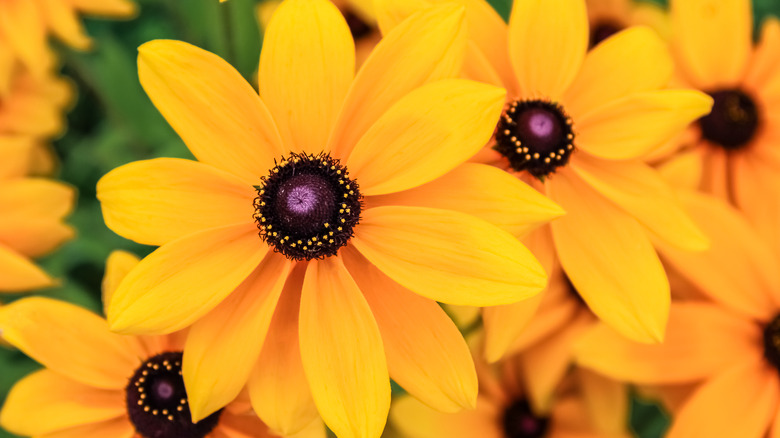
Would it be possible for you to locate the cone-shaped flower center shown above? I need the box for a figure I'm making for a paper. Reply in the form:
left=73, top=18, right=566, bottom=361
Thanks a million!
left=503, top=399, right=550, bottom=438
left=126, top=352, right=222, bottom=438
left=494, top=100, right=575, bottom=180
left=254, top=152, right=362, bottom=261
left=589, top=20, right=623, bottom=48
left=699, top=88, right=760, bottom=150
left=764, top=315, right=780, bottom=371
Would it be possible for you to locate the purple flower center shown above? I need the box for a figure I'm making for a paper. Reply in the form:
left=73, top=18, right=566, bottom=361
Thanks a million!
left=275, top=173, right=336, bottom=235
left=699, top=88, right=759, bottom=150
left=503, top=399, right=549, bottom=438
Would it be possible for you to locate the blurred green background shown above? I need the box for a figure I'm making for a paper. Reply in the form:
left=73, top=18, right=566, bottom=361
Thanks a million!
left=0, top=0, right=778, bottom=436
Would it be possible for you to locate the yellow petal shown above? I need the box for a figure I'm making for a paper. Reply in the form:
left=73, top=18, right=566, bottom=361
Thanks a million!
left=97, top=158, right=255, bottom=246
left=563, top=26, right=673, bottom=118
left=329, top=3, right=466, bottom=159
left=0, top=218, right=74, bottom=258
left=260, top=0, right=353, bottom=154
left=575, top=303, right=761, bottom=384
left=36, top=417, right=135, bottom=438
left=101, top=250, right=140, bottom=314
left=460, top=0, right=516, bottom=91
left=508, top=0, right=588, bottom=99
left=370, top=163, right=563, bottom=238
left=0, top=0, right=53, bottom=77
left=352, top=206, right=547, bottom=306
left=0, top=370, right=124, bottom=436
left=655, top=191, right=780, bottom=321
left=506, top=283, right=580, bottom=355
left=671, top=0, right=751, bottom=88
left=0, top=243, right=55, bottom=292
left=390, top=395, right=503, bottom=438
left=744, top=18, right=780, bottom=90
left=299, top=257, right=390, bottom=438
left=138, top=40, right=284, bottom=183
left=373, top=0, right=430, bottom=33
left=184, top=253, right=291, bottom=422
left=0, top=298, right=145, bottom=389
left=578, top=369, right=628, bottom=436
left=576, top=90, right=713, bottom=160
left=347, top=79, right=505, bottom=196
left=249, top=264, right=319, bottom=436
left=343, top=247, right=477, bottom=412
left=547, top=169, right=669, bottom=343
left=70, top=0, right=137, bottom=16
left=667, top=360, right=777, bottom=438
left=570, top=156, right=707, bottom=251
left=107, top=224, right=267, bottom=334
left=0, top=136, right=33, bottom=180
left=39, top=0, right=92, bottom=50
left=0, top=178, right=74, bottom=218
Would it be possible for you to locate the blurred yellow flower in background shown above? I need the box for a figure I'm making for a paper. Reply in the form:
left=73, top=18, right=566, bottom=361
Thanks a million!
left=585, top=0, right=670, bottom=48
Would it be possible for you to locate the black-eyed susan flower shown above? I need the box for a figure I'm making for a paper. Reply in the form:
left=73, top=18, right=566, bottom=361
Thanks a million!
left=0, top=0, right=136, bottom=78
left=374, top=0, right=713, bottom=353
left=0, top=251, right=313, bottom=438
left=576, top=193, right=780, bottom=438
left=0, top=137, right=74, bottom=292
left=97, top=1, right=562, bottom=436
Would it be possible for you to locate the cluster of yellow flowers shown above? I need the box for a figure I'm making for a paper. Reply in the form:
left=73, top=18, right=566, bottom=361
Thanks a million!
left=0, top=0, right=778, bottom=437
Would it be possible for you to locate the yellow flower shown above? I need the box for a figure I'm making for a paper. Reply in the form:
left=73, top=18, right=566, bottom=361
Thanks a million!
left=0, top=0, right=137, bottom=77
left=374, top=0, right=712, bottom=351
left=0, top=137, right=74, bottom=292
left=576, top=193, right=780, bottom=438
left=0, top=251, right=318, bottom=438
left=585, top=0, right=670, bottom=48
left=97, top=1, right=562, bottom=436
left=391, top=336, right=629, bottom=438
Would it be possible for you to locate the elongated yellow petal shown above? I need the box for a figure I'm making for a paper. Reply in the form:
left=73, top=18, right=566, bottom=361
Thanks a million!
left=184, top=253, right=291, bottom=422
left=329, top=4, right=466, bottom=159
left=97, top=158, right=255, bottom=246
left=575, top=303, right=761, bottom=384
left=667, top=360, right=777, bottom=438
left=508, top=0, right=588, bottom=99
left=0, top=370, right=124, bottom=436
left=70, top=0, right=137, bottom=16
left=0, top=298, right=145, bottom=389
left=578, top=369, right=628, bottom=436
left=563, top=26, right=673, bottom=119
left=0, top=179, right=74, bottom=219
left=299, top=257, right=390, bottom=438
left=370, top=163, right=563, bottom=237
left=571, top=156, right=707, bottom=251
left=0, top=137, right=33, bottom=180
left=343, top=247, right=477, bottom=412
left=0, top=0, right=53, bottom=77
left=35, top=418, right=135, bottom=438
left=38, top=0, right=92, bottom=50
left=576, top=90, right=713, bottom=160
left=249, top=264, right=319, bottom=436
left=744, top=19, right=780, bottom=91
left=0, top=218, right=73, bottom=258
left=671, top=0, right=751, bottom=88
left=138, top=40, right=284, bottom=183
left=107, top=224, right=267, bottom=334
left=260, top=0, right=353, bottom=154
left=347, top=79, right=505, bottom=195
left=352, top=206, right=547, bottom=306
left=0, top=243, right=55, bottom=292
left=101, top=250, right=140, bottom=314
left=391, top=395, right=503, bottom=438
left=547, top=170, right=669, bottom=343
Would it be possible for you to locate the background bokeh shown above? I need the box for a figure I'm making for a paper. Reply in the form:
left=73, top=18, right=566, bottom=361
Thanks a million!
left=1, top=0, right=778, bottom=436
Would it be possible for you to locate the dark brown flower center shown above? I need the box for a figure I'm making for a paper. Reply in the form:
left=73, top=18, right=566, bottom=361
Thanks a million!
left=503, top=399, right=549, bottom=438
left=764, top=315, right=780, bottom=371
left=341, top=7, right=374, bottom=40
left=494, top=99, right=575, bottom=180
left=254, top=152, right=362, bottom=261
left=699, top=88, right=760, bottom=150
left=589, top=20, right=624, bottom=49
left=126, top=352, right=222, bottom=438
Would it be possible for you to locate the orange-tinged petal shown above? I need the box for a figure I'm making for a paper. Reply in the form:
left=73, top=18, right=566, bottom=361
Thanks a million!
left=0, top=298, right=145, bottom=389
left=249, top=264, right=318, bottom=436
left=70, top=0, right=137, bottom=16
left=0, top=137, right=33, bottom=180
left=0, top=0, right=53, bottom=77
left=667, top=360, right=777, bottom=438
left=0, top=87, right=67, bottom=138
left=217, top=412, right=277, bottom=438
left=369, top=163, right=563, bottom=237
left=0, top=179, right=74, bottom=219
left=0, top=243, right=55, bottom=292
left=347, top=79, right=505, bottom=196
left=184, top=253, right=291, bottom=422
left=107, top=223, right=267, bottom=334
left=101, top=250, right=140, bottom=314
left=0, top=370, right=125, bottom=436
left=506, top=285, right=580, bottom=355
left=547, top=169, right=669, bottom=343
left=570, top=155, right=707, bottom=251
left=352, top=206, right=547, bottom=306
left=744, top=19, right=780, bottom=91
left=575, top=303, right=761, bottom=384
left=771, top=401, right=780, bottom=438
left=670, top=0, right=751, bottom=88
left=260, top=0, right=354, bottom=154
left=483, top=295, right=545, bottom=362
left=390, top=395, right=503, bottom=438
left=563, top=26, right=673, bottom=119
left=575, top=90, right=713, bottom=160
left=299, top=257, right=390, bottom=438
left=578, top=369, right=628, bottom=436
left=37, top=417, right=135, bottom=438
left=508, top=0, right=588, bottom=99
left=138, top=40, right=284, bottom=183
left=39, top=0, right=92, bottom=50
left=459, top=0, right=516, bottom=91
left=343, top=247, right=477, bottom=412
left=0, top=218, right=74, bottom=258
left=97, top=158, right=255, bottom=246
left=329, top=4, right=466, bottom=159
